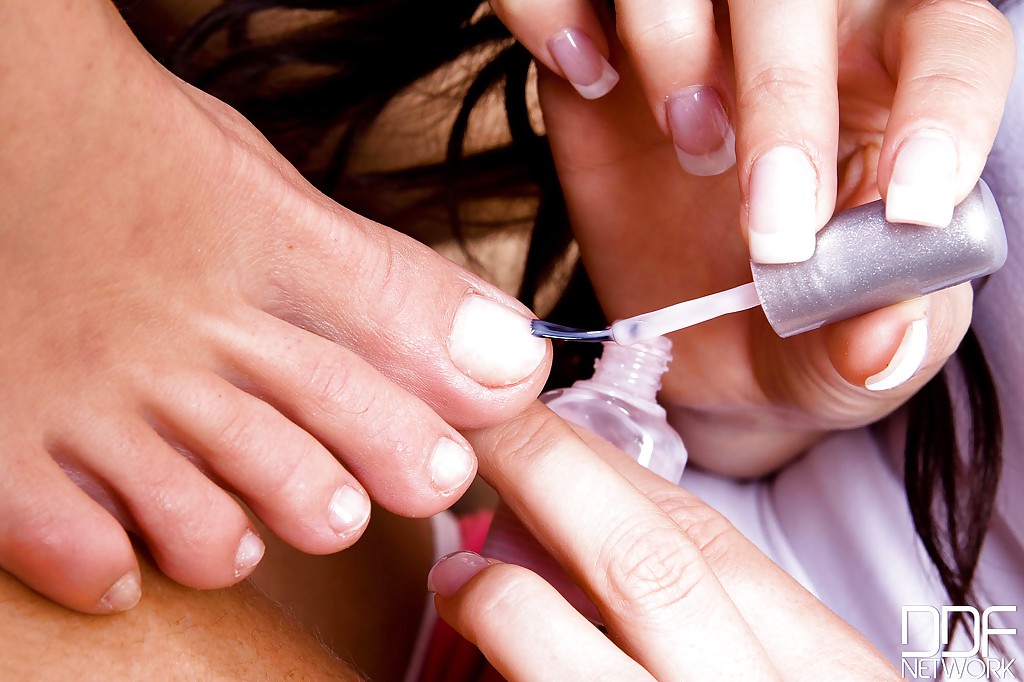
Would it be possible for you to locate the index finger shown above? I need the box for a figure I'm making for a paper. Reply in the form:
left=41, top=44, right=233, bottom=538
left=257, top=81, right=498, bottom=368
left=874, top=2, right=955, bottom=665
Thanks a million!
left=467, top=402, right=778, bottom=681
left=571, top=424, right=900, bottom=679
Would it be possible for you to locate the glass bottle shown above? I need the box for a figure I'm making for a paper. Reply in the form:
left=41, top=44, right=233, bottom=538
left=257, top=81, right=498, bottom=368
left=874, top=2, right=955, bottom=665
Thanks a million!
left=539, top=335, right=687, bottom=482
left=482, top=336, right=687, bottom=619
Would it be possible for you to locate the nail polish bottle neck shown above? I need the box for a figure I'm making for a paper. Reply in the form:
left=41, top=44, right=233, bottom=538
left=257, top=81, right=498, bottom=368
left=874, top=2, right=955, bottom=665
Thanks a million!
left=578, top=337, right=671, bottom=411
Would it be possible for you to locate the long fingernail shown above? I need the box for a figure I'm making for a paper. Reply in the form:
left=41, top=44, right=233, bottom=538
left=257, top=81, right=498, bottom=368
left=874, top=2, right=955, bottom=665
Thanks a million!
left=234, top=529, right=265, bottom=578
left=667, top=86, right=736, bottom=177
left=748, top=147, right=819, bottom=264
left=866, top=318, right=929, bottom=391
left=427, top=551, right=493, bottom=597
left=99, top=572, right=141, bottom=613
left=547, top=29, right=619, bottom=100
left=886, top=131, right=958, bottom=227
left=430, top=437, right=476, bottom=496
left=328, top=485, right=371, bottom=537
left=449, top=294, right=547, bottom=387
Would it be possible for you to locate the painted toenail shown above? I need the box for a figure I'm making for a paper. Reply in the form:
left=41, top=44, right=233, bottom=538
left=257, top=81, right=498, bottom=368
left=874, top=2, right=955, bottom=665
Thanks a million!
left=99, top=572, right=141, bottom=613
left=448, top=295, right=547, bottom=387
left=234, top=529, right=265, bottom=578
left=328, top=485, right=371, bottom=537
left=429, top=437, right=476, bottom=495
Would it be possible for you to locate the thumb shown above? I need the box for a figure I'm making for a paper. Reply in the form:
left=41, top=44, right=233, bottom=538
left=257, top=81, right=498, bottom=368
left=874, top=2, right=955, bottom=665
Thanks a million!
left=763, top=283, right=973, bottom=429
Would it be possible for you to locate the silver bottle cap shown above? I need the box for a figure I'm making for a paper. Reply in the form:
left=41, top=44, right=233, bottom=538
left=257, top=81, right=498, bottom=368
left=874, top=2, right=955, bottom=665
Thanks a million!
left=751, top=180, right=1007, bottom=338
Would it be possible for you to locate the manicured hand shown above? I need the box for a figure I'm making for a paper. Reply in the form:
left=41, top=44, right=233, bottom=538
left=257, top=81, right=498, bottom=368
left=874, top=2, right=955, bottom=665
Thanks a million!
left=429, top=403, right=899, bottom=680
left=504, top=1, right=1013, bottom=474
left=493, top=0, right=1014, bottom=260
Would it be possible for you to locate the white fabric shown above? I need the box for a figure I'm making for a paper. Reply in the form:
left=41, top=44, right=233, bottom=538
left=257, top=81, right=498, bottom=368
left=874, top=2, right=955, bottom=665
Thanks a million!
left=684, top=5, right=1024, bottom=672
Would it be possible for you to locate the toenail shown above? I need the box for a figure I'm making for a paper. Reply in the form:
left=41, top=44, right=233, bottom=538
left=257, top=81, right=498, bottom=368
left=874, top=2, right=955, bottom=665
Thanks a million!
left=448, top=294, right=547, bottom=387
left=429, top=437, right=476, bottom=496
left=234, top=529, right=265, bottom=578
left=99, top=572, right=141, bottom=613
left=328, top=485, right=371, bottom=537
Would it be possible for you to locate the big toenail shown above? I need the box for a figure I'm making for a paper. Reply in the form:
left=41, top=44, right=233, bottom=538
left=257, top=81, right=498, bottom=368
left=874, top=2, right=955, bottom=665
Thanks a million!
left=448, top=295, right=547, bottom=387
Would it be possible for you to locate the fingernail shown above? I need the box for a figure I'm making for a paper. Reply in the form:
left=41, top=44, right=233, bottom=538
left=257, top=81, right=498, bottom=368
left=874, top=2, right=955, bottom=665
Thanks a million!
left=886, top=131, right=958, bottom=227
left=430, top=437, right=476, bottom=495
left=234, top=529, right=265, bottom=578
left=866, top=318, right=929, bottom=391
left=748, top=147, right=819, bottom=264
left=449, top=294, right=547, bottom=387
left=99, top=572, right=141, bottom=613
left=547, top=29, right=619, bottom=100
left=328, top=485, right=371, bottom=537
left=427, top=551, right=492, bottom=597
left=667, top=86, right=736, bottom=177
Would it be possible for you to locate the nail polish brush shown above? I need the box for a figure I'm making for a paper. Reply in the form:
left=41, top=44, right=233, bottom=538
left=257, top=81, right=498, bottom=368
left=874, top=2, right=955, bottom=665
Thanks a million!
left=532, top=180, right=1007, bottom=345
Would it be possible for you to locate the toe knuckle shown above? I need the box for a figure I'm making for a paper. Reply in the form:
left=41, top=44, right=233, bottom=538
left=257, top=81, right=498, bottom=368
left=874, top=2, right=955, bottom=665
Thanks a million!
left=306, top=353, right=364, bottom=413
left=3, top=510, right=74, bottom=559
left=215, top=403, right=260, bottom=457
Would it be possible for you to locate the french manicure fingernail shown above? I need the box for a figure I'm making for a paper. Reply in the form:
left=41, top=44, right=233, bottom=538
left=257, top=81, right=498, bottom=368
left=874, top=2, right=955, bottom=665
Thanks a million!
left=866, top=318, right=929, bottom=391
left=667, top=86, right=736, bottom=177
left=328, top=485, right=371, bottom=537
left=449, top=294, right=547, bottom=387
left=427, top=551, right=492, bottom=597
left=886, top=131, right=957, bottom=227
left=547, top=29, right=619, bottom=100
left=430, top=437, right=476, bottom=495
left=234, top=529, right=265, bottom=578
left=748, top=147, right=819, bottom=264
left=99, top=572, right=141, bottom=613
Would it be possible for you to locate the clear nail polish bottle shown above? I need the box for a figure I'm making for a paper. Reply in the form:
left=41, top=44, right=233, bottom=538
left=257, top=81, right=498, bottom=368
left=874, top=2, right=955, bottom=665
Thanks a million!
left=540, top=335, right=687, bottom=483
left=482, top=336, right=687, bottom=620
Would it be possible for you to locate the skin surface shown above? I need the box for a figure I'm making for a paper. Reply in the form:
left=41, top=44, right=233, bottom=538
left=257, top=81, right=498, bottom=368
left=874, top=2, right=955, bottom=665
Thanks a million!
left=0, top=553, right=362, bottom=681
left=0, top=0, right=549, bottom=614
left=529, top=0, right=1013, bottom=475
left=432, top=403, right=900, bottom=681
left=0, top=0, right=1014, bottom=679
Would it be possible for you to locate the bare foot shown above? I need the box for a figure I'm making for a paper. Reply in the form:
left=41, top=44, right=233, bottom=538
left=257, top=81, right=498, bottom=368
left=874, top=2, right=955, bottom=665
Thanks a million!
left=0, top=0, right=548, bottom=613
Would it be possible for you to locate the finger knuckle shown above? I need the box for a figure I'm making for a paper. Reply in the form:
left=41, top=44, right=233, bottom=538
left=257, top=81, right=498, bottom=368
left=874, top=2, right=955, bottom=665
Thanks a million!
left=484, top=407, right=565, bottom=474
left=739, top=65, right=828, bottom=114
left=907, top=0, right=1015, bottom=61
left=470, top=564, right=540, bottom=625
left=619, top=6, right=713, bottom=54
left=600, top=517, right=707, bottom=614
left=666, top=501, right=744, bottom=568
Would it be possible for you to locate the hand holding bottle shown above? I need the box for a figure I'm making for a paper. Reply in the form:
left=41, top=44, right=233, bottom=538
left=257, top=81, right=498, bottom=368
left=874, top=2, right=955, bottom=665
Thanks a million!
left=429, top=402, right=898, bottom=680
left=524, top=4, right=1013, bottom=476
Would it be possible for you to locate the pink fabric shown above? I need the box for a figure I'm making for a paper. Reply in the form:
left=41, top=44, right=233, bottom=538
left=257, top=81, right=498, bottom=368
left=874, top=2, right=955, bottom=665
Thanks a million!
left=418, top=510, right=504, bottom=682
